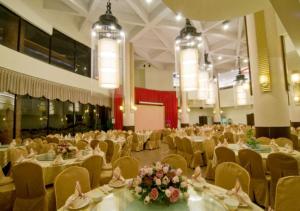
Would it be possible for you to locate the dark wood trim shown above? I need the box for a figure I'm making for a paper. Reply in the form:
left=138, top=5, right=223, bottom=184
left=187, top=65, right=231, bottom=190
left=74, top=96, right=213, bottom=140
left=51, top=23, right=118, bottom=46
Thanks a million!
left=291, top=122, right=300, bottom=128
left=180, top=123, right=189, bottom=128
left=255, top=126, right=290, bottom=138
left=46, top=99, right=50, bottom=135
left=17, top=17, right=21, bottom=52
left=244, top=16, right=253, bottom=96
left=123, top=126, right=135, bottom=131
left=280, top=35, right=290, bottom=105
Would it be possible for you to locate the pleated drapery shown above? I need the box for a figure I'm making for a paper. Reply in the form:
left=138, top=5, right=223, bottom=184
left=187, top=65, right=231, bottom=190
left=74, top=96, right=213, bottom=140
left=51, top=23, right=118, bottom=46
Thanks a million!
left=0, top=67, right=111, bottom=107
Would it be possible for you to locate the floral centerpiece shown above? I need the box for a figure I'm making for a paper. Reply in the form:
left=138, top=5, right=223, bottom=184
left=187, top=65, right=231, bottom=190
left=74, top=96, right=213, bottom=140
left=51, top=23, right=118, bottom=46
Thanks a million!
left=246, top=129, right=258, bottom=149
left=57, top=141, right=77, bottom=159
left=129, top=162, right=189, bottom=205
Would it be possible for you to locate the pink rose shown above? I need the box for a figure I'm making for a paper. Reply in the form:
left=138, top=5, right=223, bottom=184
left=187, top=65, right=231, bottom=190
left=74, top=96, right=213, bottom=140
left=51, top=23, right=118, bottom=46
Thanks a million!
left=150, top=188, right=159, bottom=201
left=156, top=170, right=164, bottom=178
left=169, top=188, right=180, bottom=203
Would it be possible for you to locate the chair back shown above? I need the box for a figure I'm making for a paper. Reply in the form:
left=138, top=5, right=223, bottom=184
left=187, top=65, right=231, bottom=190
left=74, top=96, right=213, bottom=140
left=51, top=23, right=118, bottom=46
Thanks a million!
left=46, top=137, right=59, bottom=144
left=215, top=146, right=236, bottom=164
left=105, top=139, right=115, bottom=163
left=9, top=147, right=28, bottom=166
left=54, top=166, right=91, bottom=209
left=82, top=155, right=103, bottom=189
left=290, top=133, right=299, bottom=149
left=203, top=139, right=215, bottom=160
left=238, top=149, right=265, bottom=179
left=166, top=135, right=176, bottom=150
left=218, top=135, right=225, bottom=143
left=256, top=137, right=271, bottom=145
left=215, top=162, right=250, bottom=194
left=76, top=140, right=88, bottom=150
left=90, top=139, right=100, bottom=149
left=267, top=152, right=299, bottom=207
left=12, top=162, right=46, bottom=198
left=121, top=135, right=133, bottom=157
left=161, top=154, right=188, bottom=175
left=174, top=136, right=184, bottom=153
left=182, top=137, right=194, bottom=154
left=275, top=137, right=293, bottom=148
left=112, top=156, right=139, bottom=179
left=111, top=143, right=121, bottom=163
left=275, top=176, right=300, bottom=211
left=224, top=132, right=234, bottom=143
left=98, top=141, right=108, bottom=153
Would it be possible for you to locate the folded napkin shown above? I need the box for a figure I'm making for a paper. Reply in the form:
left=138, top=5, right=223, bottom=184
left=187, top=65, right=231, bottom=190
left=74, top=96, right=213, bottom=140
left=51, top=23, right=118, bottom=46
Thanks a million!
left=64, top=181, right=88, bottom=209
left=93, top=144, right=104, bottom=156
left=270, top=140, right=279, bottom=152
left=52, top=154, right=64, bottom=165
left=223, top=139, right=228, bottom=146
left=284, top=143, right=293, bottom=153
left=111, top=167, right=125, bottom=183
left=48, top=145, right=56, bottom=155
left=15, top=155, right=25, bottom=164
left=192, top=166, right=206, bottom=184
left=99, top=184, right=114, bottom=194
left=227, top=179, right=251, bottom=205
left=9, top=140, right=16, bottom=148
left=27, top=148, right=36, bottom=158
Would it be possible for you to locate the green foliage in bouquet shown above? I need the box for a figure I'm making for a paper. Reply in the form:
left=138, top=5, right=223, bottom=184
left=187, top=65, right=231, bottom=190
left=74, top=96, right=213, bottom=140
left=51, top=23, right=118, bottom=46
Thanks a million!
left=246, top=129, right=258, bottom=149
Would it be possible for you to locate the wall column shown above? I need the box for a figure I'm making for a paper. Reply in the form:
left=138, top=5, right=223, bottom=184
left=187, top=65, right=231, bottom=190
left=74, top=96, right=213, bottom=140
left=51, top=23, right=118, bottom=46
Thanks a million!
left=123, top=42, right=135, bottom=131
left=180, top=92, right=190, bottom=127
left=246, top=8, right=290, bottom=138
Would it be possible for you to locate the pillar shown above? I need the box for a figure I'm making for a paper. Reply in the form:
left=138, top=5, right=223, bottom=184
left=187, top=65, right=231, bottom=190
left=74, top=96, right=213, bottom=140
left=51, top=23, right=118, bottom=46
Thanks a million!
left=122, top=42, right=135, bottom=131
left=180, top=92, right=189, bottom=128
left=213, top=78, right=221, bottom=124
left=246, top=7, right=290, bottom=138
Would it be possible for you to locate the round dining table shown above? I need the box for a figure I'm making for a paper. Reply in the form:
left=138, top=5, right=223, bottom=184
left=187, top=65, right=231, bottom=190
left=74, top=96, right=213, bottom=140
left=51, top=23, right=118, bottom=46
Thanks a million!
left=58, top=182, right=263, bottom=211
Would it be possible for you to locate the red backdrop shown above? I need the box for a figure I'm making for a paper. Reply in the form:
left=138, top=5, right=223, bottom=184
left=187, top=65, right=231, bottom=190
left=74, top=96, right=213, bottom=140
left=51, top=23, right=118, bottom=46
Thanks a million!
left=114, top=87, right=178, bottom=129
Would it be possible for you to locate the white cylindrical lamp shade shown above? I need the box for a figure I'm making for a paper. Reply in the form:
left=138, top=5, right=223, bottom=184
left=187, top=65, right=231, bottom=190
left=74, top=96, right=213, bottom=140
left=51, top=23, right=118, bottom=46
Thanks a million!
left=206, top=80, right=216, bottom=104
left=235, top=83, right=247, bottom=105
left=198, top=70, right=209, bottom=100
left=179, top=48, right=199, bottom=91
left=97, top=38, right=120, bottom=89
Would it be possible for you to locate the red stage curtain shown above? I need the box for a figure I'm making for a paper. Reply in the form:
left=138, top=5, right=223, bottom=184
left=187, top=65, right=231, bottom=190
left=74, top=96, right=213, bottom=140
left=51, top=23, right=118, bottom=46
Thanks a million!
left=135, top=87, right=178, bottom=128
left=114, top=88, right=123, bottom=129
left=114, top=87, right=178, bottom=129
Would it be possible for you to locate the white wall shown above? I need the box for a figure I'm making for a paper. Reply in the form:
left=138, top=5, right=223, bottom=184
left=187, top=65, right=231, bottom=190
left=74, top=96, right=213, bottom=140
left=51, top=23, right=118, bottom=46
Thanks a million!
left=135, top=69, right=145, bottom=88
left=189, top=108, right=214, bottom=125
left=222, top=106, right=253, bottom=124
left=219, top=87, right=253, bottom=107
left=144, top=66, right=175, bottom=91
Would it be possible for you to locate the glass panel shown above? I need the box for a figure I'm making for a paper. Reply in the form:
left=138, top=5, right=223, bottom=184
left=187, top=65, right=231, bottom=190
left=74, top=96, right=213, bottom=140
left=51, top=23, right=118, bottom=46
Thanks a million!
left=49, top=100, right=74, bottom=135
left=0, top=5, right=19, bottom=50
left=0, top=92, right=15, bottom=144
left=50, top=29, right=75, bottom=71
left=19, top=20, right=50, bottom=63
left=17, top=95, right=48, bottom=138
left=75, top=43, right=91, bottom=77
left=74, top=103, right=93, bottom=133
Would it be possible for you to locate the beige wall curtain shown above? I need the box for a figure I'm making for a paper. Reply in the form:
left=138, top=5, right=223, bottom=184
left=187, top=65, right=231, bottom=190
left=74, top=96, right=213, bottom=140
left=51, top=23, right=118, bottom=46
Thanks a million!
left=0, top=67, right=111, bottom=107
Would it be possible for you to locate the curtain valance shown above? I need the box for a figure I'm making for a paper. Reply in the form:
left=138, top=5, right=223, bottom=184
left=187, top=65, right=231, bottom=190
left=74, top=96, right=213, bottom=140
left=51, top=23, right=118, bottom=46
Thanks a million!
left=0, top=67, right=111, bottom=107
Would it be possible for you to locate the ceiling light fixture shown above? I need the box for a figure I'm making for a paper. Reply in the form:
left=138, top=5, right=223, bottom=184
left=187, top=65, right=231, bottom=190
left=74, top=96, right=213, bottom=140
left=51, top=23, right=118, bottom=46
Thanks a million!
left=176, top=13, right=183, bottom=21
left=175, top=19, right=202, bottom=92
left=91, top=0, right=124, bottom=89
left=145, top=0, right=152, bottom=4
left=234, top=57, right=248, bottom=105
left=218, top=56, right=223, bottom=60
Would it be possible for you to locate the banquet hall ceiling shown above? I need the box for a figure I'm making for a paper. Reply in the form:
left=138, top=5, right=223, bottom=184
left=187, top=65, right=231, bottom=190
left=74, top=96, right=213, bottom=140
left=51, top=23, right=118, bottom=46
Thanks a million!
left=40, top=0, right=248, bottom=73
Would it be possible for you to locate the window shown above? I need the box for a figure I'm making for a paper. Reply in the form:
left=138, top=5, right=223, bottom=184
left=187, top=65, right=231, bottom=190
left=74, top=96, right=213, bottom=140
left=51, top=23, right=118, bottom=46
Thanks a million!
left=19, top=20, right=50, bottom=63
left=50, top=29, right=75, bottom=71
left=49, top=100, right=74, bottom=135
left=75, top=43, right=91, bottom=77
left=0, top=92, right=15, bottom=144
left=0, top=5, right=19, bottom=50
left=17, top=95, right=48, bottom=138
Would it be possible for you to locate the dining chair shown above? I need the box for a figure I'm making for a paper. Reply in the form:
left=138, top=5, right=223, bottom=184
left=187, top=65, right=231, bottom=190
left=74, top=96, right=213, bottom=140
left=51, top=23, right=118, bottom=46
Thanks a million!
left=81, top=155, right=103, bottom=189
left=267, top=153, right=299, bottom=208
left=121, top=135, right=133, bottom=157
left=12, top=162, right=48, bottom=211
left=131, top=133, right=144, bottom=152
left=274, top=176, right=300, bottom=211
left=9, top=147, right=28, bottom=166
left=238, top=149, right=268, bottom=207
left=203, top=139, right=216, bottom=180
left=218, top=134, right=225, bottom=143
left=182, top=137, right=202, bottom=168
left=224, top=132, right=235, bottom=143
left=90, top=139, right=100, bottom=149
left=46, top=137, right=59, bottom=144
left=215, top=162, right=250, bottom=195
left=104, top=139, right=115, bottom=163
left=290, top=133, right=299, bottom=150
left=111, top=143, right=121, bottom=164
left=165, top=135, right=176, bottom=153
left=275, top=137, right=294, bottom=149
left=54, top=166, right=91, bottom=209
left=256, top=137, right=271, bottom=145
left=174, top=136, right=184, bottom=157
left=112, top=156, right=139, bottom=179
left=214, top=146, right=236, bottom=164
left=161, top=154, right=188, bottom=175
left=145, top=131, right=158, bottom=150
left=76, top=140, right=88, bottom=150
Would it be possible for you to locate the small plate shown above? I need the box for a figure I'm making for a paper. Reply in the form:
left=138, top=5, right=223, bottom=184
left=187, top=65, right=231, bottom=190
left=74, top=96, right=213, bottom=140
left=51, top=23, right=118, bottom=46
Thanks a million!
left=108, top=180, right=126, bottom=188
left=65, top=196, right=91, bottom=210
